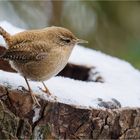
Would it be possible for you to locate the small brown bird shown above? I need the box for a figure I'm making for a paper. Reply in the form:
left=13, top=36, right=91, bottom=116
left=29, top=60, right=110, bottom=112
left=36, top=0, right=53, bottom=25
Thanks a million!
left=0, top=26, right=87, bottom=106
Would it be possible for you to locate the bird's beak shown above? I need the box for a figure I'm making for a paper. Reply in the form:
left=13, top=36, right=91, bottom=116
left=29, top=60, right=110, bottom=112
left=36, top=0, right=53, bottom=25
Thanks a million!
left=76, top=38, right=88, bottom=44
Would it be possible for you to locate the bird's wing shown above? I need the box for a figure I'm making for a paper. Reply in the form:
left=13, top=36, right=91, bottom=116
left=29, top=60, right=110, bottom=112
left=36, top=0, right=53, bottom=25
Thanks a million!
left=0, top=41, right=48, bottom=62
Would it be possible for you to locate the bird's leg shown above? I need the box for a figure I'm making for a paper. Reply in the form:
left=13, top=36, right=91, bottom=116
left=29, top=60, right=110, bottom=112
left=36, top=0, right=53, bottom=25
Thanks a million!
left=24, top=77, right=40, bottom=106
left=41, top=81, right=51, bottom=96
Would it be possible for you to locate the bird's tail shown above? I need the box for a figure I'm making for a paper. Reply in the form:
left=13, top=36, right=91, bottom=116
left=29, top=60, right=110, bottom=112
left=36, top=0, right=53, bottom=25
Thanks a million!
left=0, top=26, right=12, bottom=47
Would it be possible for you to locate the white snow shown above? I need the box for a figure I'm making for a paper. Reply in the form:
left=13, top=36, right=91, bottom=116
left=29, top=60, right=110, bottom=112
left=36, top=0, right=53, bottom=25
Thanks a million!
left=33, top=107, right=41, bottom=123
left=0, top=21, right=140, bottom=109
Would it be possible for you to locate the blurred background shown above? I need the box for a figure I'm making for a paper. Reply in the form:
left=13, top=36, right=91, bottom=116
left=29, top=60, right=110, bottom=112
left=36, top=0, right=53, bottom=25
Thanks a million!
left=0, top=1, right=140, bottom=69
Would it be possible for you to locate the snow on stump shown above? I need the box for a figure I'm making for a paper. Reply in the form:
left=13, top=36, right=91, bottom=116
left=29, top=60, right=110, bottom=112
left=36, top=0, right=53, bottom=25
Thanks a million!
left=0, top=21, right=140, bottom=139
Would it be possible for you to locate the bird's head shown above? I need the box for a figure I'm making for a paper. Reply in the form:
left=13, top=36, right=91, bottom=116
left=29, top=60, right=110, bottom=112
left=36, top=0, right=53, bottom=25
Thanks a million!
left=44, top=26, right=88, bottom=48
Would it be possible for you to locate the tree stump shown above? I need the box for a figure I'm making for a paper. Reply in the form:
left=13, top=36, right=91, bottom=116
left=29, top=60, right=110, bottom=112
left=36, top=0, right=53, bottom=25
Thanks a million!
left=0, top=86, right=140, bottom=139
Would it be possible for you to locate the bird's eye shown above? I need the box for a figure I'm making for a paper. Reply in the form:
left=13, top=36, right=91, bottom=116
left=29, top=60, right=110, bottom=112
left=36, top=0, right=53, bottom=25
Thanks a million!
left=64, top=38, right=71, bottom=43
left=60, top=37, right=71, bottom=43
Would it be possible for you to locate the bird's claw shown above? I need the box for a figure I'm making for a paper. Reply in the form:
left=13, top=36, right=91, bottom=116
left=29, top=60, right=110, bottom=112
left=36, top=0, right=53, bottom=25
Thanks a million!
left=31, top=93, right=41, bottom=107
left=38, top=86, right=57, bottom=101
left=17, top=86, right=40, bottom=107
left=38, top=86, right=51, bottom=96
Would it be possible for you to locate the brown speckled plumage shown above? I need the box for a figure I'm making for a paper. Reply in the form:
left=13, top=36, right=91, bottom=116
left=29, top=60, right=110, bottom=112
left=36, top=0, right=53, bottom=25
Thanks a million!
left=0, top=26, right=87, bottom=106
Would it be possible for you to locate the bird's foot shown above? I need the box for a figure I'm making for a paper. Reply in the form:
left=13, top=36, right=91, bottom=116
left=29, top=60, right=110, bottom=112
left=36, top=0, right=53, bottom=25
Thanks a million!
left=40, top=82, right=52, bottom=96
left=39, top=87, right=57, bottom=101
left=39, top=87, right=51, bottom=96
left=23, top=77, right=41, bottom=107
left=18, top=86, right=40, bottom=107
left=30, top=92, right=41, bottom=107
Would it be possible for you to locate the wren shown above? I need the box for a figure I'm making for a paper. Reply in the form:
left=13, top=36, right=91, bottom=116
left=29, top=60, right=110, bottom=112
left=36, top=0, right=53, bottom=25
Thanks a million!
left=0, top=26, right=87, bottom=106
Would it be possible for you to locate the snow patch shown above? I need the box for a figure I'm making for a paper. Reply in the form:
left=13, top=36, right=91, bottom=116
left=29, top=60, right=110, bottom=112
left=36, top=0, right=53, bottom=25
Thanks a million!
left=33, top=107, right=41, bottom=123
